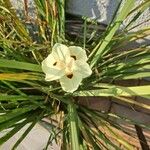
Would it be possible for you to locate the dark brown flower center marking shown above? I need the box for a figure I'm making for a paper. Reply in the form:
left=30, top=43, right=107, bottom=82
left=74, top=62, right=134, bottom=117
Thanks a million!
left=66, top=73, right=73, bottom=79
left=71, top=55, right=76, bottom=60
left=53, top=62, right=57, bottom=66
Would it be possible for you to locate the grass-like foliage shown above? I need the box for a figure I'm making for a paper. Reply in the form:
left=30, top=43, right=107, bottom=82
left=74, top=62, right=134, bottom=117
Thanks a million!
left=0, top=0, right=150, bottom=149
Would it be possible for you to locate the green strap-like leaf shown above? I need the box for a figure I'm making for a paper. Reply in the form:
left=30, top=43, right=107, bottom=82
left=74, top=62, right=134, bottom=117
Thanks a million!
left=0, top=59, right=42, bottom=72
left=0, top=73, right=43, bottom=81
left=76, top=85, right=150, bottom=97
left=68, top=103, right=80, bottom=150
left=90, top=0, right=135, bottom=67
left=0, top=105, right=38, bottom=124
left=0, top=95, right=44, bottom=101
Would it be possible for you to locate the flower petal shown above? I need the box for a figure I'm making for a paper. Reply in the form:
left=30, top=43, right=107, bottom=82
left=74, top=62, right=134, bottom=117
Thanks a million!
left=52, top=43, right=70, bottom=62
left=73, top=60, right=92, bottom=78
left=69, top=46, right=88, bottom=61
left=60, top=72, right=82, bottom=93
left=42, top=54, right=65, bottom=81
left=42, top=54, right=57, bottom=68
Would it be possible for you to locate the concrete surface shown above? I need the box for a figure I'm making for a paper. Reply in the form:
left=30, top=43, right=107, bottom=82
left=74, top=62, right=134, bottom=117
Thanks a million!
left=66, top=0, right=120, bottom=24
left=66, top=0, right=150, bottom=30
left=0, top=123, right=60, bottom=150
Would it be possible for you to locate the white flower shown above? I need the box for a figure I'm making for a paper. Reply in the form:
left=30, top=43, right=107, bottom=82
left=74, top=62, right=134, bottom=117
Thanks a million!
left=42, top=43, right=92, bottom=93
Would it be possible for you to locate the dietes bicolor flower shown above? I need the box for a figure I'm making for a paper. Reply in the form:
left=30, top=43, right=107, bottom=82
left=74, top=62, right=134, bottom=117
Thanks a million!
left=42, top=43, right=92, bottom=92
